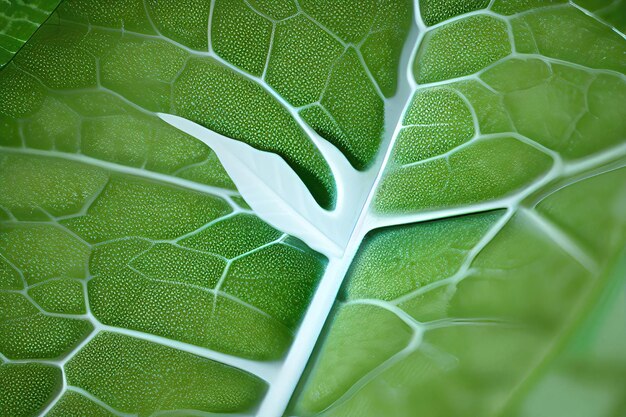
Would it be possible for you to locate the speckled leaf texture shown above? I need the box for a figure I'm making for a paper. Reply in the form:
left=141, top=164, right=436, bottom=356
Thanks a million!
left=0, top=1, right=625, bottom=417
left=0, top=0, right=62, bottom=68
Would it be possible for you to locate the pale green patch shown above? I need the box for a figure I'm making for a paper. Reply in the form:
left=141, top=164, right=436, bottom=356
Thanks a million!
left=296, top=167, right=625, bottom=416
left=28, top=279, right=86, bottom=315
left=298, top=304, right=413, bottom=414
left=65, top=332, right=266, bottom=415
left=47, top=391, right=114, bottom=417
left=376, top=136, right=553, bottom=213
left=413, top=15, right=511, bottom=83
left=0, top=363, right=61, bottom=417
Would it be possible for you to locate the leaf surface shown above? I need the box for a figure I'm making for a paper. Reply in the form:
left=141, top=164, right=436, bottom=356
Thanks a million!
left=0, top=1, right=624, bottom=417
left=291, top=2, right=626, bottom=416
left=0, top=0, right=61, bottom=68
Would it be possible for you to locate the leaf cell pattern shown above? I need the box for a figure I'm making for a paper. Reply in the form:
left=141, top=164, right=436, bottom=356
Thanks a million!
left=293, top=2, right=626, bottom=416
left=0, top=1, right=409, bottom=414
left=0, top=149, right=326, bottom=415
left=1, top=0, right=625, bottom=417
left=0, top=0, right=61, bottom=67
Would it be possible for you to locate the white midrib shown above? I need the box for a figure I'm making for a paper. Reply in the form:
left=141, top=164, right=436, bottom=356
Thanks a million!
left=253, top=183, right=399, bottom=416
left=253, top=19, right=424, bottom=417
left=253, top=8, right=626, bottom=414
left=1, top=14, right=420, bottom=416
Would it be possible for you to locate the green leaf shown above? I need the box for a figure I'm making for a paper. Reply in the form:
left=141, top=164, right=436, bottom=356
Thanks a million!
left=0, top=363, right=61, bottom=417
left=0, top=1, right=624, bottom=417
left=64, top=332, right=266, bottom=415
left=0, top=0, right=61, bottom=68
left=290, top=3, right=626, bottom=417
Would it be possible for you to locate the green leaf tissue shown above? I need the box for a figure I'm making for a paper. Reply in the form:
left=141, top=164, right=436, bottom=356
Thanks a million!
left=0, top=0, right=625, bottom=416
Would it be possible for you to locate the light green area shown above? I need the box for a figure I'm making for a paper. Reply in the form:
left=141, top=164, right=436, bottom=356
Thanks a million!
left=297, top=303, right=413, bottom=413
left=513, top=248, right=626, bottom=417
left=0, top=292, right=93, bottom=360
left=179, top=213, right=283, bottom=259
left=480, top=59, right=626, bottom=159
left=419, top=0, right=489, bottom=26
left=295, top=165, right=626, bottom=416
left=0, top=363, right=61, bottom=417
left=493, top=0, right=626, bottom=31
left=343, top=212, right=501, bottom=301
left=478, top=59, right=626, bottom=159
left=413, top=14, right=511, bottom=84
left=47, top=391, right=115, bottom=417
left=452, top=213, right=590, bottom=327
left=62, top=176, right=232, bottom=242
left=393, top=87, right=474, bottom=164
left=28, top=278, right=86, bottom=315
left=375, top=136, right=552, bottom=213
left=65, top=332, right=266, bottom=415
left=0, top=0, right=61, bottom=67
left=0, top=223, right=90, bottom=285
left=224, top=243, right=326, bottom=330
left=537, top=168, right=626, bottom=260
left=442, top=58, right=626, bottom=162
left=511, top=6, right=625, bottom=74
